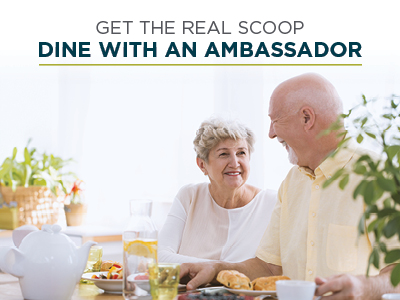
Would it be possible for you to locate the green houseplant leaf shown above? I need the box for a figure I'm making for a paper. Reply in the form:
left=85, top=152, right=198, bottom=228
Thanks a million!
left=385, top=250, right=400, bottom=264
left=324, top=94, right=400, bottom=286
left=0, top=140, right=75, bottom=196
left=391, top=263, right=400, bottom=287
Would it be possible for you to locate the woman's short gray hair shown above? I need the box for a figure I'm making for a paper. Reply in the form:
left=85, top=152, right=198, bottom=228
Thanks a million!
left=193, top=117, right=255, bottom=162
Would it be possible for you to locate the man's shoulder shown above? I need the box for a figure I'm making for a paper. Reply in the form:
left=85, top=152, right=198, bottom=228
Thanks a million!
left=346, top=142, right=381, bottom=169
left=334, top=138, right=381, bottom=169
left=353, top=145, right=380, bottom=160
left=279, top=166, right=308, bottom=190
left=286, top=165, right=303, bottom=177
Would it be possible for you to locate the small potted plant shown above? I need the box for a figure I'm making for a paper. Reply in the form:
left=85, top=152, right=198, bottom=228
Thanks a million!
left=64, top=179, right=87, bottom=226
left=0, top=140, right=74, bottom=229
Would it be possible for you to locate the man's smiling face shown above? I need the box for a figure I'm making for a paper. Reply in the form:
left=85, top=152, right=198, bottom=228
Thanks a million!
left=268, top=90, right=302, bottom=166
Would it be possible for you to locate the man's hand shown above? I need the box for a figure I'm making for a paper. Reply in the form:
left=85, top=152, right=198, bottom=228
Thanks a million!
left=315, top=274, right=367, bottom=300
left=180, top=261, right=222, bottom=290
left=179, top=258, right=281, bottom=291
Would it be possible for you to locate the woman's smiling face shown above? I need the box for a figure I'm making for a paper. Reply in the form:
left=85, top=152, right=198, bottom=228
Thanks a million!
left=199, top=138, right=250, bottom=191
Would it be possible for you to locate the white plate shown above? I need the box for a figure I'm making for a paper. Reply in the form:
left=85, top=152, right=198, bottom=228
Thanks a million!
left=226, top=288, right=277, bottom=296
left=82, top=272, right=122, bottom=294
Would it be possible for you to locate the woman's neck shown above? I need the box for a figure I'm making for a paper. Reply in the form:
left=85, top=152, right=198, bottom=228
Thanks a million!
left=209, top=184, right=260, bottom=209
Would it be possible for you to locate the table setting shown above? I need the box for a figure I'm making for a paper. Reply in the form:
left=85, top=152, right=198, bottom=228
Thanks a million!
left=0, top=214, right=282, bottom=300
left=2, top=200, right=397, bottom=300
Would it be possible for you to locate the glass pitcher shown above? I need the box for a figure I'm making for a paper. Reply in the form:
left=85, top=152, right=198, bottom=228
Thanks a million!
left=123, top=199, right=158, bottom=300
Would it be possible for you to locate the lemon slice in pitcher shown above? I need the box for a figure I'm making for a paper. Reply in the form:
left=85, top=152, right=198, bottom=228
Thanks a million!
left=124, top=240, right=157, bottom=259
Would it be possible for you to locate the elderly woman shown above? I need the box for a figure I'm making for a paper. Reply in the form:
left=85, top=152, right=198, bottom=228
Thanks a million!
left=158, top=117, right=277, bottom=263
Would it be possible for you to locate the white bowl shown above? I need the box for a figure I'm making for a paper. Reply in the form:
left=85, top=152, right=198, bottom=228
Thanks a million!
left=82, top=272, right=122, bottom=293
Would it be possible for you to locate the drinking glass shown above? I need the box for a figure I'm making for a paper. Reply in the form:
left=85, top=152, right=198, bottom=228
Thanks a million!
left=86, top=245, right=103, bottom=272
left=81, top=245, right=103, bottom=284
left=149, top=263, right=180, bottom=300
left=123, top=199, right=157, bottom=300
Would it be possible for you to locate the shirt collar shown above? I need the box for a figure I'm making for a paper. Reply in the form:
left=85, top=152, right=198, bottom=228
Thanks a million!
left=298, top=138, right=359, bottom=180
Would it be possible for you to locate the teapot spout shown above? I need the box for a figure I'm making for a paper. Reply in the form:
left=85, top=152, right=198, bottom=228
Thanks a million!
left=76, top=241, right=97, bottom=282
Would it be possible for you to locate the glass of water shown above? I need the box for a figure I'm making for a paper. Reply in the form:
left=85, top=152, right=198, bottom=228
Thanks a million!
left=149, top=263, right=180, bottom=300
left=81, top=245, right=103, bottom=284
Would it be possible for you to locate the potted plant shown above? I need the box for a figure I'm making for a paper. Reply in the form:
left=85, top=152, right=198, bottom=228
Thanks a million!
left=64, top=179, right=87, bottom=226
left=0, top=140, right=74, bottom=228
left=324, top=94, right=400, bottom=286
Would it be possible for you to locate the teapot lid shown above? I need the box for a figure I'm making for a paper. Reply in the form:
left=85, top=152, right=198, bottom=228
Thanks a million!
left=12, top=225, right=39, bottom=247
left=19, top=224, right=75, bottom=250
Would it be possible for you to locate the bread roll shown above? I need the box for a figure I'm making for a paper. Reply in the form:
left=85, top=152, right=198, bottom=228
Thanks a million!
left=252, top=275, right=290, bottom=291
left=216, top=270, right=253, bottom=290
left=101, top=260, right=117, bottom=271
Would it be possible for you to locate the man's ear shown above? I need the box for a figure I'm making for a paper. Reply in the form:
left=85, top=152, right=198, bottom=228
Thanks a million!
left=301, top=106, right=315, bottom=130
left=196, top=157, right=208, bottom=175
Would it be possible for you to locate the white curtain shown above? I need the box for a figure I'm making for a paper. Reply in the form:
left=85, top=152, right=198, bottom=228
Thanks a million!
left=1, top=65, right=399, bottom=229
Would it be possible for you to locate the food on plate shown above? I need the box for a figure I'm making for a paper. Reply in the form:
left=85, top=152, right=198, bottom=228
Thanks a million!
left=216, top=270, right=291, bottom=291
left=100, top=260, right=122, bottom=271
left=91, top=266, right=123, bottom=280
left=134, top=274, right=149, bottom=280
left=90, top=260, right=123, bottom=280
left=216, top=270, right=253, bottom=290
left=106, top=266, right=123, bottom=279
left=178, top=291, right=254, bottom=300
left=251, top=275, right=290, bottom=291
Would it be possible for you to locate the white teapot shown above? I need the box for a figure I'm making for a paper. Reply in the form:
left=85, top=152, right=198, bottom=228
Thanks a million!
left=0, top=224, right=96, bottom=300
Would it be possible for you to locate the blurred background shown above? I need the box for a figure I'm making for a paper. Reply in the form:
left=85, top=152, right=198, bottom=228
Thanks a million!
left=1, top=0, right=399, bottom=230
left=1, top=66, right=399, bottom=229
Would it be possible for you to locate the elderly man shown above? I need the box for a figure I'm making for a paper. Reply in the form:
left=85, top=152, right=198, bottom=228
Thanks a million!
left=180, top=73, right=399, bottom=299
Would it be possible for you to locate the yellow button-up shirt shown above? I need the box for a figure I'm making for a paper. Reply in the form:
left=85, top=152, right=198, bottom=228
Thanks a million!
left=256, top=139, right=380, bottom=281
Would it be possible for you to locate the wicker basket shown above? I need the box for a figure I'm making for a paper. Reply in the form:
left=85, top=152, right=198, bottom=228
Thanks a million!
left=0, top=206, right=19, bottom=230
left=0, top=186, right=64, bottom=229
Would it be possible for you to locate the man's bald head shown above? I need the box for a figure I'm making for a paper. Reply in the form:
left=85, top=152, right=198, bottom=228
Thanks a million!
left=268, top=73, right=345, bottom=170
left=271, top=73, right=343, bottom=125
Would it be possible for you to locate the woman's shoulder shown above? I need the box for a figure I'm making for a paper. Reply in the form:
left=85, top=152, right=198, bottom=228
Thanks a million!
left=252, top=188, right=278, bottom=206
left=245, top=184, right=277, bottom=200
left=175, top=182, right=209, bottom=205
left=176, top=182, right=209, bottom=196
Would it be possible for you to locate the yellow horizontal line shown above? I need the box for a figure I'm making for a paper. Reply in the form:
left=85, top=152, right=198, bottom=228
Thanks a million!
left=39, top=64, right=362, bottom=67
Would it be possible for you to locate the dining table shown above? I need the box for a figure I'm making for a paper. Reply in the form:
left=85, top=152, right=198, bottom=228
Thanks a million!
left=0, top=272, right=124, bottom=300
left=0, top=272, right=279, bottom=300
